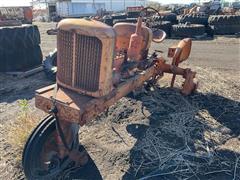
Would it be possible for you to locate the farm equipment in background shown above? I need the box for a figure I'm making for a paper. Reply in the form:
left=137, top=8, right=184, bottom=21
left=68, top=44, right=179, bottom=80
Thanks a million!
left=126, top=6, right=144, bottom=18
left=0, top=6, right=33, bottom=25
left=182, top=0, right=221, bottom=16
left=22, top=9, right=198, bottom=179
left=179, top=1, right=221, bottom=27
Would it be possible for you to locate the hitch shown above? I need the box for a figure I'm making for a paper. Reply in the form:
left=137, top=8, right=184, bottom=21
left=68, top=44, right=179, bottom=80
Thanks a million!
left=155, top=38, right=197, bottom=95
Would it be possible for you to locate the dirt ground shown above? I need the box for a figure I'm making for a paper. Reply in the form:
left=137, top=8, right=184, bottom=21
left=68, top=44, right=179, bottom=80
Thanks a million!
left=0, top=22, right=239, bottom=180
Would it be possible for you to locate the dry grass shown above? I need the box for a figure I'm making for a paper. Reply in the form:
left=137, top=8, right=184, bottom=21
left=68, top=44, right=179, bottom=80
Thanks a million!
left=1, top=67, right=239, bottom=179
left=7, top=99, right=39, bottom=162
left=122, top=67, right=240, bottom=179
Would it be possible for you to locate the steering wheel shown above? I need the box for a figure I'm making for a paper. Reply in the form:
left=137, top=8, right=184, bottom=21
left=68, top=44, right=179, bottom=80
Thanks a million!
left=140, top=7, right=166, bottom=43
left=140, top=7, right=162, bottom=28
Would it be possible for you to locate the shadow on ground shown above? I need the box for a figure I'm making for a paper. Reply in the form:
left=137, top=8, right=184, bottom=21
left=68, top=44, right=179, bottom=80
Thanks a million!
left=55, top=87, right=239, bottom=180
left=122, top=88, right=240, bottom=180
left=57, top=153, right=103, bottom=180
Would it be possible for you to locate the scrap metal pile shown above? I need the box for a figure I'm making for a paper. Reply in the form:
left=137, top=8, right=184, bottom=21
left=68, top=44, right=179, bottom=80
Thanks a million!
left=22, top=10, right=198, bottom=179
left=101, top=2, right=240, bottom=37
left=0, top=6, right=33, bottom=25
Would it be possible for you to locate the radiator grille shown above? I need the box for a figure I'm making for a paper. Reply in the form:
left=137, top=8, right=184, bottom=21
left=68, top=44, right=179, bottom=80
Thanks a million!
left=57, top=30, right=102, bottom=92
left=57, top=30, right=74, bottom=86
left=75, top=34, right=102, bottom=91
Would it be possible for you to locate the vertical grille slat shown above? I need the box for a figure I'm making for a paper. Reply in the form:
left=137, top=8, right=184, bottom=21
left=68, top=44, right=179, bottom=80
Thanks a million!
left=75, top=34, right=102, bottom=92
left=57, top=30, right=102, bottom=93
left=57, top=30, right=74, bottom=86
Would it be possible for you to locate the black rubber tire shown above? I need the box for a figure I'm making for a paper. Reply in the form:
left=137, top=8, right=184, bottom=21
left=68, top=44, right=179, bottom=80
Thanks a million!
left=103, top=16, right=113, bottom=26
left=111, top=13, right=127, bottom=20
left=127, top=11, right=141, bottom=18
left=0, top=45, right=42, bottom=72
left=43, top=50, right=57, bottom=81
left=0, top=25, right=40, bottom=50
left=0, top=25, right=42, bottom=72
left=22, top=115, right=54, bottom=166
left=213, top=25, right=240, bottom=35
left=162, top=13, right=178, bottom=24
left=113, top=18, right=137, bottom=25
left=208, top=15, right=240, bottom=26
left=22, top=116, right=61, bottom=180
left=172, top=24, right=205, bottom=37
left=205, top=25, right=214, bottom=37
left=151, top=21, right=172, bottom=37
left=179, top=14, right=209, bottom=26
left=208, top=15, right=240, bottom=35
left=47, top=28, right=57, bottom=35
left=104, top=19, right=113, bottom=26
left=153, top=13, right=177, bottom=24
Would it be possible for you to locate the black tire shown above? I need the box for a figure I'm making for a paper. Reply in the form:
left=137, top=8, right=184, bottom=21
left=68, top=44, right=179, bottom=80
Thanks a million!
left=172, top=24, right=205, bottom=38
left=179, top=14, right=209, bottom=26
left=208, top=15, right=240, bottom=35
left=127, top=11, right=140, bottom=18
left=113, top=18, right=137, bottom=25
left=0, top=25, right=42, bottom=72
left=153, top=13, right=177, bottom=24
left=103, top=16, right=113, bottom=26
left=22, top=115, right=54, bottom=166
left=0, top=25, right=40, bottom=50
left=205, top=25, right=214, bottom=37
left=0, top=45, right=42, bottom=72
left=213, top=25, right=240, bottom=35
left=162, top=13, right=178, bottom=24
left=22, top=116, right=61, bottom=179
left=47, top=28, right=57, bottom=35
left=151, top=21, right=172, bottom=37
left=43, top=50, right=57, bottom=81
left=208, top=15, right=240, bottom=25
left=23, top=115, right=82, bottom=180
left=111, top=13, right=127, bottom=20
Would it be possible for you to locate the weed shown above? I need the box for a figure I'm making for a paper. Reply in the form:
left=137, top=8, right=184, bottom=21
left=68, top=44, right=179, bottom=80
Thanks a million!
left=7, top=99, right=40, bottom=162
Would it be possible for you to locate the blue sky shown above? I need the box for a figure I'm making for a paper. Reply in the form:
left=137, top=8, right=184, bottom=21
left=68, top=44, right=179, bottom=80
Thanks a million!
left=151, top=0, right=194, bottom=4
left=0, top=0, right=194, bottom=6
left=0, top=0, right=236, bottom=7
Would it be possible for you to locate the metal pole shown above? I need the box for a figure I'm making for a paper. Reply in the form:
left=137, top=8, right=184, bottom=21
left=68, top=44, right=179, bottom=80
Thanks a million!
left=111, top=0, right=112, bottom=11
left=45, top=0, right=49, bottom=21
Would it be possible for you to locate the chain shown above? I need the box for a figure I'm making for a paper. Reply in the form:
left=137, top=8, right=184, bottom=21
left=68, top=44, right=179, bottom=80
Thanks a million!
left=50, top=83, right=71, bottom=152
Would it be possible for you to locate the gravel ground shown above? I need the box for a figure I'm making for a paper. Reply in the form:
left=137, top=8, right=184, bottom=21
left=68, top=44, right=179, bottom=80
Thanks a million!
left=0, top=22, right=239, bottom=180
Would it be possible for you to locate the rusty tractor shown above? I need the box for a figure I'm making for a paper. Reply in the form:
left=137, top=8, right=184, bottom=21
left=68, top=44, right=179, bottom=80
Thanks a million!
left=22, top=12, right=197, bottom=179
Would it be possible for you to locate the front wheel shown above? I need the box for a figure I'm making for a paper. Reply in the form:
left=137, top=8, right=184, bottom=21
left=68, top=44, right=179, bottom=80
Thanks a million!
left=22, top=116, right=78, bottom=179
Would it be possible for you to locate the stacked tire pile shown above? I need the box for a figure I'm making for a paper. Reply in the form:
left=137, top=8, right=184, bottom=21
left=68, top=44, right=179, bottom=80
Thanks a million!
left=0, top=25, right=42, bottom=72
left=103, top=13, right=139, bottom=26
left=163, top=14, right=240, bottom=38
left=179, top=14, right=209, bottom=26
left=152, top=13, right=177, bottom=37
left=172, top=23, right=206, bottom=38
left=172, top=14, right=209, bottom=38
left=102, top=12, right=240, bottom=38
left=208, top=15, right=240, bottom=35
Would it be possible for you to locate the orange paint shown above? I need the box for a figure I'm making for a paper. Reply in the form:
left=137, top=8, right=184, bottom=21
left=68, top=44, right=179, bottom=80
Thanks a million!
left=127, top=17, right=144, bottom=61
